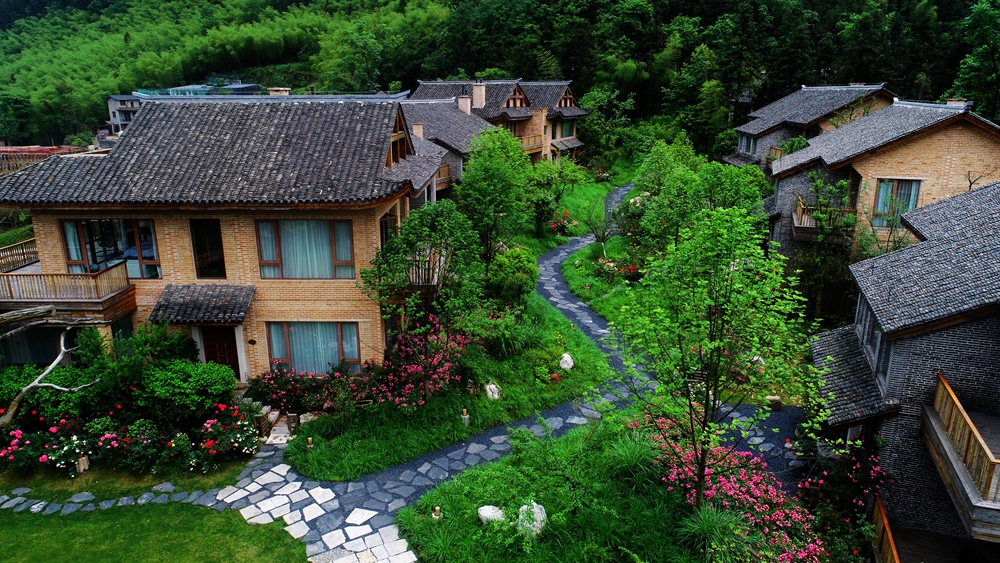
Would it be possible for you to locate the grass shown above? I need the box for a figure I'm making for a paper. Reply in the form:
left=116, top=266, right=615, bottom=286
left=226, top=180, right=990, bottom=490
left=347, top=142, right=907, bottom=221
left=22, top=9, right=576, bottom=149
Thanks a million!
left=285, top=293, right=614, bottom=481
left=561, top=236, right=634, bottom=323
left=0, top=224, right=34, bottom=248
left=0, top=502, right=306, bottom=563
left=396, top=417, right=693, bottom=563
left=0, top=459, right=248, bottom=503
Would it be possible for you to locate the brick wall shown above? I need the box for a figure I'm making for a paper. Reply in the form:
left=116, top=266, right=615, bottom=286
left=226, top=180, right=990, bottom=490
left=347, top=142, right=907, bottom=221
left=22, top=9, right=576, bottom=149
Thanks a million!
left=877, top=314, right=1000, bottom=535
left=31, top=205, right=392, bottom=379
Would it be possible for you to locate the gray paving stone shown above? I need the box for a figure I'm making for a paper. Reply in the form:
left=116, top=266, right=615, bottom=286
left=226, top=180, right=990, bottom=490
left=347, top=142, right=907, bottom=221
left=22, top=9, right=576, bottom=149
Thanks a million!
left=363, top=500, right=386, bottom=511
left=387, top=499, right=405, bottom=512
left=236, top=477, right=252, bottom=488
left=480, top=449, right=501, bottom=461
left=80, top=503, right=96, bottom=513
left=303, top=529, right=322, bottom=543
left=68, top=492, right=94, bottom=503
left=10, top=487, right=30, bottom=495
left=304, top=481, right=321, bottom=489
left=348, top=482, right=364, bottom=493
left=61, top=503, right=82, bottom=515
left=416, top=463, right=431, bottom=474
left=43, top=503, right=62, bottom=515
left=490, top=441, right=510, bottom=451
left=371, top=491, right=394, bottom=503
left=306, top=542, right=327, bottom=557
left=758, top=443, right=775, bottom=452
left=230, top=497, right=251, bottom=510
left=449, top=461, right=466, bottom=471
left=316, top=513, right=345, bottom=534
left=237, top=468, right=252, bottom=480
left=466, top=443, right=487, bottom=455
left=398, top=470, right=416, bottom=483
left=333, top=483, right=348, bottom=496
left=382, top=481, right=404, bottom=490
left=321, top=499, right=341, bottom=512
left=365, top=480, right=380, bottom=493
left=265, top=481, right=285, bottom=492
left=29, top=501, right=47, bottom=513
left=1, top=497, right=25, bottom=509
left=137, top=492, right=155, bottom=505
left=566, top=416, right=588, bottom=425
left=547, top=417, right=564, bottom=430
left=0, top=495, right=8, bottom=505
left=529, top=425, right=546, bottom=437
left=254, top=450, right=275, bottom=457
left=118, top=496, right=135, bottom=507
left=369, top=513, right=395, bottom=528
left=99, top=500, right=115, bottom=510
left=246, top=459, right=263, bottom=468
left=13, top=500, right=39, bottom=513
left=447, top=448, right=465, bottom=460
left=248, top=490, right=270, bottom=503
left=153, top=482, right=175, bottom=493
left=427, top=466, right=449, bottom=480
left=193, top=491, right=219, bottom=506
left=151, top=494, right=169, bottom=504
left=432, top=457, right=449, bottom=469
left=171, top=492, right=189, bottom=502
left=411, top=476, right=433, bottom=487
left=464, top=455, right=482, bottom=466
left=392, top=486, right=416, bottom=498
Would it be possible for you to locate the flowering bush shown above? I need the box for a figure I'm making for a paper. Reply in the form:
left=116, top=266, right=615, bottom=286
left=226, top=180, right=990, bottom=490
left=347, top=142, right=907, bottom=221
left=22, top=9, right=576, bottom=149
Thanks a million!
left=595, top=257, right=618, bottom=284
left=248, top=365, right=331, bottom=414
left=189, top=403, right=259, bottom=472
left=351, top=315, right=470, bottom=409
left=549, top=209, right=571, bottom=235
left=632, top=415, right=826, bottom=562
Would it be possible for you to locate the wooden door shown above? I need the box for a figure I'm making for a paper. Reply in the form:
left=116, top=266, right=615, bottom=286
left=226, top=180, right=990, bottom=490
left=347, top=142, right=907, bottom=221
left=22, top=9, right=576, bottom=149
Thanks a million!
left=200, top=326, right=240, bottom=378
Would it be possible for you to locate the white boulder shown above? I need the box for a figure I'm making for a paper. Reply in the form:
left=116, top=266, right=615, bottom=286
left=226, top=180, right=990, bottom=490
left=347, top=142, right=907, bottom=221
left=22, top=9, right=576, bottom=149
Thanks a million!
left=478, top=505, right=505, bottom=524
left=517, top=502, right=547, bottom=537
left=559, top=353, right=574, bottom=370
left=485, top=383, right=501, bottom=400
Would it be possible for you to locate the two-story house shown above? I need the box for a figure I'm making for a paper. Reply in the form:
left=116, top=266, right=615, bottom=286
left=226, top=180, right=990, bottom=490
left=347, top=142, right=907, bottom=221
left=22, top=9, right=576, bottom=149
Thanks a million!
left=812, top=181, right=1000, bottom=552
left=767, top=99, right=1000, bottom=256
left=409, top=79, right=588, bottom=161
left=105, top=95, right=142, bottom=134
left=724, top=83, right=895, bottom=171
left=400, top=98, right=494, bottom=196
left=0, top=98, right=443, bottom=380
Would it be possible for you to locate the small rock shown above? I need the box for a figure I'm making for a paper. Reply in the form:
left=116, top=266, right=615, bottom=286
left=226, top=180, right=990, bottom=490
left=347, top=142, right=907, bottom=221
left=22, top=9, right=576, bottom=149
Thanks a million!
left=559, top=353, right=574, bottom=370
left=152, top=482, right=175, bottom=493
left=30, top=501, right=47, bottom=513
left=68, top=492, right=94, bottom=503
left=99, top=500, right=115, bottom=510
left=151, top=494, right=169, bottom=504
left=517, top=502, right=547, bottom=537
left=766, top=395, right=782, bottom=411
left=80, top=503, right=96, bottom=513
left=478, top=505, right=505, bottom=524
left=10, top=487, right=31, bottom=495
left=485, top=383, right=501, bottom=400
left=118, top=496, right=135, bottom=507
left=61, top=503, right=82, bottom=515
left=137, top=492, right=156, bottom=505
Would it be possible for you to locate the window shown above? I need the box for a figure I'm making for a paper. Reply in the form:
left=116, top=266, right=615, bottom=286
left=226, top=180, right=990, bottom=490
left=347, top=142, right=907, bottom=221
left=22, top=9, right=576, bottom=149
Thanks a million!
left=503, top=121, right=517, bottom=136
left=62, top=219, right=161, bottom=279
left=872, top=179, right=920, bottom=227
left=858, top=297, right=891, bottom=391
left=256, top=220, right=354, bottom=279
left=738, top=134, right=757, bottom=154
left=552, top=120, right=561, bottom=139
left=190, top=219, right=226, bottom=279
left=380, top=208, right=398, bottom=248
left=112, top=111, right=117, bottom=118
left=562, top=119, right=574, bottom=138
left=267, top=322, right=360, bottom=374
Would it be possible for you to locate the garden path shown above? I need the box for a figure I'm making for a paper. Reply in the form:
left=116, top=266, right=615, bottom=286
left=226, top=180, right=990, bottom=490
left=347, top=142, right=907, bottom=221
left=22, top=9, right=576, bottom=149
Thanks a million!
left=0, top=181, right=805, bottom=563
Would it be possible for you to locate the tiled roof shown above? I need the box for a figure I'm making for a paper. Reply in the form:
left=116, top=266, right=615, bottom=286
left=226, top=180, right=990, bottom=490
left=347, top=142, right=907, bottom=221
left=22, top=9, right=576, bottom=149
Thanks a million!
left=519, top=82, right=590, bottom=118
left=0, top=99, right=434, bottom=206
left=851, top=181, right=1000, bottom=334
left=551, top=138, right=584, bottom=150
left=722, top=152, right=761, bottom=168
left=736, top=84, right=890, bottom=136
left=772, top=101, right=992, bottom=176
left=812, top=326, right=900, bottom=427
left=149, top=284, right=255, bottom=324
left=401, top=100, right=493, bottom=155
left=411, top=80, right=531, bottom=121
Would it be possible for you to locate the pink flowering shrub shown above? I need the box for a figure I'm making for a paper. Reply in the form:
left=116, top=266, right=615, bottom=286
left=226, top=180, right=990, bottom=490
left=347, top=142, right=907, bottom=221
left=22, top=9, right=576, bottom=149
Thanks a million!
left=189, top=403, right=259, bottom=472
left=351, top=315, right=470, bottom=409
left=248, top=365, right=333, bottom=414
left=632, top=415, right=826, bottom=562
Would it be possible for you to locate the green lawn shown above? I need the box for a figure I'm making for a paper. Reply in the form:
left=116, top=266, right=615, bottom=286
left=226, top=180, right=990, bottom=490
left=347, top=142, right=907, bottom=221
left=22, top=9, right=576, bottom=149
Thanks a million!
left=0, top=502, right=305, bottom=563
left=285, top=293, right=613, bottom=481
left=561, top=237, right=633, bottom=323
left=0, top=459, right=248, bottom=503
left=396, top=419, right=690, bottom=563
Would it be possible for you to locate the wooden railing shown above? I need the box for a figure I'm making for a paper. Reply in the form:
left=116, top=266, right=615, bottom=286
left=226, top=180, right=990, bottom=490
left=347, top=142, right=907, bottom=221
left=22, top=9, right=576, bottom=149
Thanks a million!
left=408, top=249, right=452, bottom=288
left=794, top=195, right=856, bottom=229
left=0, top=261, right=130, bottom=301
left=0, top=238, right=38, bottom=272
left=435, top=164, right=452, bottom=189
left=519, top=134, right=543, bottom=150
left=769, top=146, right=785, bottom=160
left=872, top=495, right=901, bottom=563
left=933, top=373, right=1000, bottom=502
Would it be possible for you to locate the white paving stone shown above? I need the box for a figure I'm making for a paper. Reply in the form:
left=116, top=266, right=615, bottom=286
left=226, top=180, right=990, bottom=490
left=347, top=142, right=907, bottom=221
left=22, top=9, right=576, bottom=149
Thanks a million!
left=285, top=520, right=311, bottom=539
left=343, top=538, right=368, bottom=552
left=371, top=546, right=389, bottom=560
left=270, top=503, right=291, bottom=518
left=248, top=513, right=274, bottom=525
left=216, top=486, right=238, bottom=501
left=246, top=482, right=263, bottom=493
left=357, top=552, right=377, bottom=563
left=384, top=539, right=408, bottom=557
left=257, top=495, right=289, bottom=512
left=275, top=481, right=301, bottom=495
left=364, top=533, right=384, bottom=548
left=378, top=525, right=399, bottom=543
left=345, top=525, right=373, bottom=539
left=309, top=487, right=336, bottom=504
left=333, top=555, right=359, bottom=563
left=389, top=553, right=417, bottom=563
left=302, top=503, right=326, bottom=522
left=289, top=489, right=310, bottom=503
left=255, top=471, right=284, bottom=485
left=271, top=463, right=291, bottom=476
left=239, top=505, right=262, bottom=520
left=283, top=510, right=302, bottom=525
left=346, top=508, right=378, bottom=525
left=223, top=489, right=250, bottom=503
left=322, top=529, right=347, bottom=549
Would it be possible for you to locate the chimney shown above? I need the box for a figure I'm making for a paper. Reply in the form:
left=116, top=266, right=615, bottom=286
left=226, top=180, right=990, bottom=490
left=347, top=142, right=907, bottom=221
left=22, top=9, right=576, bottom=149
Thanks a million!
left=412, top=122, right=424, bottom=139
left=458, top=95, right=472, bottom=115
left=946, top=98, right=968, bottom=107
left=472, top=81, right=486, bottom=109
left=267, top=87, right=290, bottom=96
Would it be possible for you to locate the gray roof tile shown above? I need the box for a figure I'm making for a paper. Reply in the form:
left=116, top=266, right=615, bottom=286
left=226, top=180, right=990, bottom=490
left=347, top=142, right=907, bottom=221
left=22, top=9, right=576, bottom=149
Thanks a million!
left=0, top=99, right=434, bottom=206
left=737, top=84, right=891, bottom=136
left=149, top=284, right=255, bottom=324
left=518, top=82, right=590, bottom=118
left=812, top=326, right=900, bottom=427
left=401, top=100, right=493, bottom=155
left=411, top=80, right=587, bottom=122
left=851, top=181, right=1000, bottom=334
left=551, top=138, right=583, bottom=150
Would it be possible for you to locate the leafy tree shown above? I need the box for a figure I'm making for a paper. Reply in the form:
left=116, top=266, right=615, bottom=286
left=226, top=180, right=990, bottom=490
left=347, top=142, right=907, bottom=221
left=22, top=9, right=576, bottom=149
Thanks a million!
left=577, top=86, right=635, bottom=164
left=778, top=135, right=808, bottom=154
left=320, top=24, right=400, bottom=92
left=614, top=207, right=811, bottom=509
left=0, top=94, right=36, bottom=144
left=455, top=129, right=531, bottom=275
left=948, top=0, right=1000, bottom=122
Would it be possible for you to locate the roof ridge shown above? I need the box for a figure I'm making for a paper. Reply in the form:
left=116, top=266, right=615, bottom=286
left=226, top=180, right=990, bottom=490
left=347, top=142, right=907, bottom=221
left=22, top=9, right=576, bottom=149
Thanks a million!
left=892, top=98, right=971, bottom=111
left=801, top=83, right=887, bottom=90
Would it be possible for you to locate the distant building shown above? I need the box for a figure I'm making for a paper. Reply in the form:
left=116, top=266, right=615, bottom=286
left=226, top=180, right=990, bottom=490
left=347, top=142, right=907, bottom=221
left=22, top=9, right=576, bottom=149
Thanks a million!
left=400, top=98, right=494, bottom=194
left=106, top=94, right=142, bottom=134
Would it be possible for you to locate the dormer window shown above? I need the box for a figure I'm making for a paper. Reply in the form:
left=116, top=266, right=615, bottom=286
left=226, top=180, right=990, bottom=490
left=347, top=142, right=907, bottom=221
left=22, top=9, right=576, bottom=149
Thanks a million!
left=857, top=296, right=891, bottom=392
left=738, top=134, right=757, bottom=154
left=558, top=88, right=577, bottom=107
left=387, top=111, right=412, bottom=167
left=505, top=87, right=527, bottom=108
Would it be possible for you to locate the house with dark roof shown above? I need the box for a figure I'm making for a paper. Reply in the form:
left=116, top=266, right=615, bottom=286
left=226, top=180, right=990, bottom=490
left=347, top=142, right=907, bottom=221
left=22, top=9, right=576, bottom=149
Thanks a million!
left=767, top=99, right=1000, bottom=256
left=400, top=98, right=494, bottom=194
left=105, top=94, right=141, bottom=134
left=811, top=181, right=1000, bottom=548
left=725, top=84, right=895, bottom=170
left=410, top=79, right=588, bottom=161
left=0, top=98, right=444, bottom=380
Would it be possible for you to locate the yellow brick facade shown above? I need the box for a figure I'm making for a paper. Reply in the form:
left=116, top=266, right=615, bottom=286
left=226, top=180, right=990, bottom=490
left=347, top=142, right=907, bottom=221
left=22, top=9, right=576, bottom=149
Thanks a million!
left=849, top=119, right=1000, bottom=231
left=30, top=199, right=402, bottom=380
left=816, top=94, right=894, bottom=134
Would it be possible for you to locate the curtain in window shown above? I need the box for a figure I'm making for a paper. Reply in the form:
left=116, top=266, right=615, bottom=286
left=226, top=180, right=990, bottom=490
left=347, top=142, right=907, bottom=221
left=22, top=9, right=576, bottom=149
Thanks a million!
left=281, top=220, right=334, bottom=278
left=562, top=119, right=573, bottom=138
left=63, top=222, right=86, bottom=273
left=341, top=323, right=359, bottom=360
left=872, top=180, right=894, bottom=227
left=287, top=322, right=339, bottom=374
left=258, top=222, right=280, bottom=278
left=334, top=222, right=355, bottom=278
left=268, top=323, right=286, bottom=362
left=895, top=180, right=920, bottom=212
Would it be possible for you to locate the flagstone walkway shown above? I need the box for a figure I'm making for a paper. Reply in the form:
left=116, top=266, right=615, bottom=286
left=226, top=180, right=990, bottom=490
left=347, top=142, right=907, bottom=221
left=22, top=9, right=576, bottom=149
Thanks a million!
left=0, top=181, right=805, bottom=562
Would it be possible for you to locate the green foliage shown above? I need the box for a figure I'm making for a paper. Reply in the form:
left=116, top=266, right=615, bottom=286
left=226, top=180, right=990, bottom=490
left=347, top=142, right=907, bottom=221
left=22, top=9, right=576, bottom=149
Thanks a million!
left=485, top=247, right=539, bottom=307
left=0, top=224, right=34, bottom=248
left=577, top=86, right=635, bottom=165
left=679, top=505, right=754, bottom=563
left=949, top=0, right=1000, bottom=122
left=778, top=135, right=809, bottom=155
left=135, top=360, right=235, bottom=420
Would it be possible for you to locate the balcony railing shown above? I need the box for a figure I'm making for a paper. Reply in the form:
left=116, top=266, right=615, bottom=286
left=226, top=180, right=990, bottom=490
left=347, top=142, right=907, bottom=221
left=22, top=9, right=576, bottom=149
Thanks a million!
left=791, top=195, right=856, bottom=243
left=933, top=374, right=1000, bottom=502
left=435, top=164, right=452, bottom=189
left=408, top=249, right=452, bottom=289
left=0, top=261, right=131, bottom=301
left=0, top=238, right=39, bottom=273
left=872, top=495, right=901, bottom=563
left=519, top=134, right=543, bottom=150
left=766, top=146, right=785, bottom=170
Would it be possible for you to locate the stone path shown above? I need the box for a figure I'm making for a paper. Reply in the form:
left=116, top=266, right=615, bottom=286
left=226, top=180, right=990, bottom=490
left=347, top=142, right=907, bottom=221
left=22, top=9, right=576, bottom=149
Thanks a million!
left=0, top=181, right=804, bottom=560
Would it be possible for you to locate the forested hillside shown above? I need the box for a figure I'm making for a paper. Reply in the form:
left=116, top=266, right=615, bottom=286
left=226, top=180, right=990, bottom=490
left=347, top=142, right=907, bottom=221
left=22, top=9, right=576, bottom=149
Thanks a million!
left=1, top=0, right=998, bottom=149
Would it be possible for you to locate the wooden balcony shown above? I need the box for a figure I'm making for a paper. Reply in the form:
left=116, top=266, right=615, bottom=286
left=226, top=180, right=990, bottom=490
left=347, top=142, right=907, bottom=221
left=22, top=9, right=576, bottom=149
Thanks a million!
left=519, top=134, right=543, bottom=151
left=0, top=238, right=39, bottom=273
left=791, top=195, right=854, bottom=243
left=0, top=261, right=136, bottom=323
left=872, top=494, right=901, bottom=563
left=434, top=163, right=453, bottom=190
left=765, top=146, right=785, bottom=170
left=922, top=374, right=1000, bottom=542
